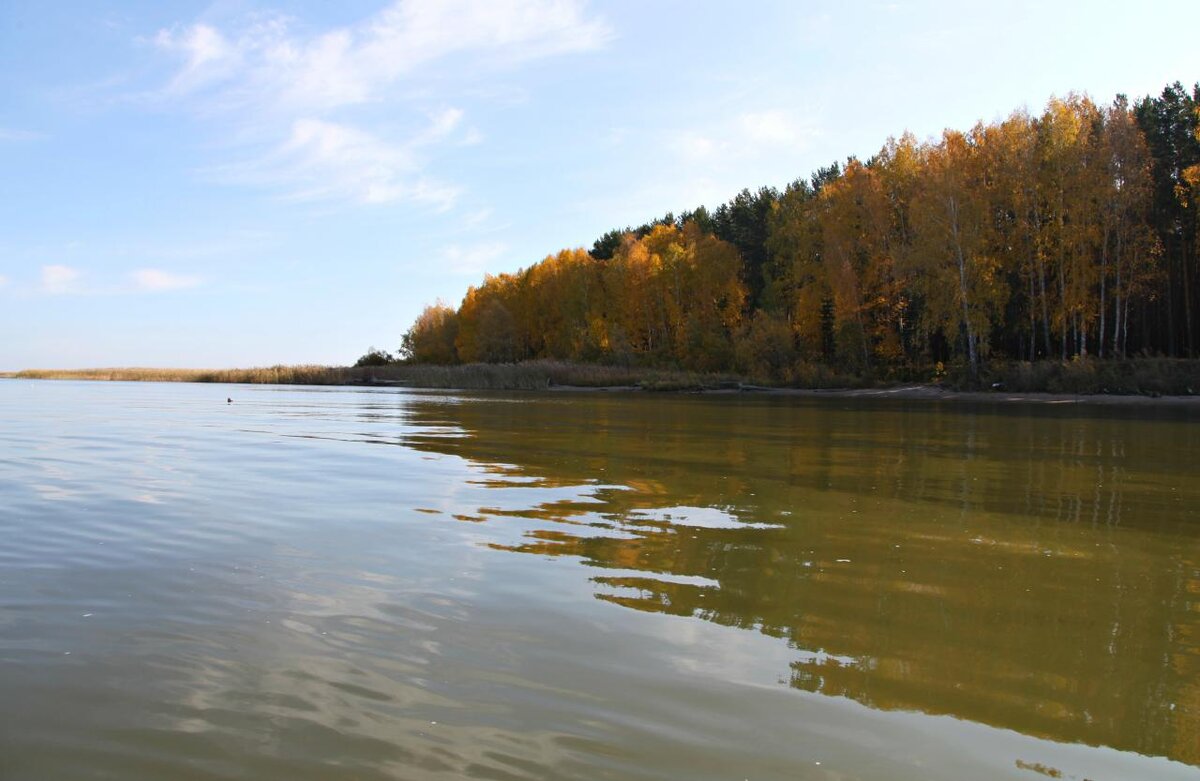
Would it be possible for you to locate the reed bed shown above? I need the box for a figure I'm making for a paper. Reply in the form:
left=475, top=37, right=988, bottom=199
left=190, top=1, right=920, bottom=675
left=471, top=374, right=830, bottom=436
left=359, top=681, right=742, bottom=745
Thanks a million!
left=11, top=361, right=741, bottom=391
left=985, top=357, right=1200, bottom=395
left=375, top=361, right=745, bottom=390
left=14, top=365, right=354, bottom=385
left=17, top=358, right=1198, bottom=395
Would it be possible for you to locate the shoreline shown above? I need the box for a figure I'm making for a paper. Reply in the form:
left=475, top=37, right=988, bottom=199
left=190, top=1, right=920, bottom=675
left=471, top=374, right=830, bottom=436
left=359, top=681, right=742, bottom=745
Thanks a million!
left=685, top=383, right=1200, bottom=407
left=8, top=372, right=1200, bottom=407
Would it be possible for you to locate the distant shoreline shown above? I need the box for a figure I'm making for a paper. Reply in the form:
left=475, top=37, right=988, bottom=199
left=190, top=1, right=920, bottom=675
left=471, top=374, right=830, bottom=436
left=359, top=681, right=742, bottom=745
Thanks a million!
left=686, top=384, right=1200, bottom=407
left=548, top=383, right=1200, bottom=407
left=8, top=363, right=1200, bottom=407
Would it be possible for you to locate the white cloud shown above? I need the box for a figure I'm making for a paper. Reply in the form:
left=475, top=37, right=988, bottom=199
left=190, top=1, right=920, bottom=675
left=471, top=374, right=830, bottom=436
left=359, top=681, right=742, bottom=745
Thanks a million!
left=151, top=0, right=610, bottom=208
left=0, top=274, right=8, bottom=287
left=422, top=107, right=464, bottom=141
left=669, top=109, right=816, bottom=164
left=442, top=242, right=507, bottom=275
left=155, top=1, right=610, bottom=112
left=463, top=206, right=493, bottom=226
left=740, top=110, right=804, bottom=145
left=585, top=108, right=822, bottom=225
left=677, top=132, right=718, bottom=161
left=207, top=117, right=458, bottom=206
left=130, top=269, right=203, bottom=291
left=41, top=265, right=81, bottom=294
left=155, top=23, right=240, bottom=95
left=32, top=266, right=202, bottom=295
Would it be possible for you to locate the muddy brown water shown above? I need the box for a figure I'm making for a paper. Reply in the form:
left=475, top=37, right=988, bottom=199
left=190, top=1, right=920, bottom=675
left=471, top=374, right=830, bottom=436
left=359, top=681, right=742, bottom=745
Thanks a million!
left=2, top=380, right=1198, bottom=780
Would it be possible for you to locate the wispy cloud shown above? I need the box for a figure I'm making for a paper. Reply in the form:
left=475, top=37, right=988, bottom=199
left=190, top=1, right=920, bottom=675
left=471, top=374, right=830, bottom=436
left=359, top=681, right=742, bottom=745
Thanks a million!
left=0, top=128, right=42, bottom=142
left=41, top=265, right=82, bottom=294
left=672, top=109, right=816, bottom=163
left=155, top=23, right=241, bottom=96
left=151, top=0, right=610, bottom=207
left=442, top=242, right=507, bottom=275
left=33, top=265, right=203, bottom=295
left=739, top=110, right=807, bottom=145
left=154, top=1, right=611, bottom=112
left=130, top=269, right=203, bottom=292
left=463, top=206, right=493, bottom=227
left=581, top=107, right=822, bottom=228
left=205, top=116, right=461, bottom=206
left=676, top=132, right=718, bottom=162
left=120, top=229, right=278, bottom=261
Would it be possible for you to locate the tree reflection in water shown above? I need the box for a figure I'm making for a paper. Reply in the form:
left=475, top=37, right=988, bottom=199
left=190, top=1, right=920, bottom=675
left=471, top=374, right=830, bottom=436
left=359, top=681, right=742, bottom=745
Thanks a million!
left=398, top=392, right=1200, bottom=765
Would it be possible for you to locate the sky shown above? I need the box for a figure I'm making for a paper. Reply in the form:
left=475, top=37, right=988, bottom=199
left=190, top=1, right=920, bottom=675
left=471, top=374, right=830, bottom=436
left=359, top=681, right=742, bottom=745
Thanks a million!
left=1, top=0, right=1197, bottom=369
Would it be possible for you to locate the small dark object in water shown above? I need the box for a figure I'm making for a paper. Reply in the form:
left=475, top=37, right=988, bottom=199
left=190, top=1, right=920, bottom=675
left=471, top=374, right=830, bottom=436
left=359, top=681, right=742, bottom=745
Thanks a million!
left=227, top=397, right=232, bottom=403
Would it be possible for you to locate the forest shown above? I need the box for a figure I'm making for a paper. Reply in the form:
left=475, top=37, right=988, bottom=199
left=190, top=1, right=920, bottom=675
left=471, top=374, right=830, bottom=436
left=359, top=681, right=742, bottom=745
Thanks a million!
left=395, top=82, right=1200, bottom=387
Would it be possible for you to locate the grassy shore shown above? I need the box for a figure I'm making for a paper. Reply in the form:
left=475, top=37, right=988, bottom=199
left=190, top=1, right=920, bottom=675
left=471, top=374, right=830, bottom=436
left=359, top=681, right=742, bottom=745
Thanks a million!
left=13, top=365, right=355, bottom=385
left=10, top=361, right=742, bottom=391
left=10, top=358, right=1200, bottom=398
left=981, top=357, right=1200, bottom=396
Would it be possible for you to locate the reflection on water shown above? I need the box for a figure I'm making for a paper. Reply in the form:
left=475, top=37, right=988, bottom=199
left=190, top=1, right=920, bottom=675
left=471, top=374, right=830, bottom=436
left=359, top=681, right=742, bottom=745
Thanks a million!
left=1, top=380, right=1198, bottom=780
left=397, top=393, right=1200, bottom=766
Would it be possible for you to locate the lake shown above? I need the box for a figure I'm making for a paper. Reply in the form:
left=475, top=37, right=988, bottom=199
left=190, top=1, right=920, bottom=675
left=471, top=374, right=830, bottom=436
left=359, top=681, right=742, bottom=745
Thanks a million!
left=1, top=379, right=1198, bottom=780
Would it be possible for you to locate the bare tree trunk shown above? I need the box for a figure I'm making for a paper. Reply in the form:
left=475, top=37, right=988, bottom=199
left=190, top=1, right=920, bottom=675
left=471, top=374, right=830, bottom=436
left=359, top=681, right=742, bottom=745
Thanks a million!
left=1166, top=255, right=1177, bottom=356
left=948, top=196, right=979, bottom=380
left=1184, top=246, right=1195, bottom=357
left=1058, top=191, right=1067, bottom=360
left=1038, top=259, right=1052, bottom=358
left=1031, top=193, right=1052, bottom=357
left=1028, top=268, right=1037, bottom=360
left=1099, top=225, right=1109, bottom=358
left=1113, top=228, right=1125, bottom=357
left=1122, top=295, right=1131, bottom=357
left=1059, top=262, right=1069, bottom=360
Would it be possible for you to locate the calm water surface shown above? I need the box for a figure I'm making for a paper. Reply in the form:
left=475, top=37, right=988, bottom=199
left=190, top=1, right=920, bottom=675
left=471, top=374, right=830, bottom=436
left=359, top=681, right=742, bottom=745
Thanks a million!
left=2, top=380, right=1199, bottom=780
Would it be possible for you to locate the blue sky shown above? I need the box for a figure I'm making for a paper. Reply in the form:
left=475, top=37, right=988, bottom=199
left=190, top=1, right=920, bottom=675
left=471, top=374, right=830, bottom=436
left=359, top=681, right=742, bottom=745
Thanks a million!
left=1, top=0, right=1197, bottom=369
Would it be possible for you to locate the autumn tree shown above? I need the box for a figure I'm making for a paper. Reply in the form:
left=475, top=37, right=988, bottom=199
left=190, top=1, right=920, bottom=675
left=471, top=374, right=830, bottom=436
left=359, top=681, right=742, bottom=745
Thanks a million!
left=1096, top=97, right=1162, bottom=357
left=600, top=224, right=744, bottom=368
left=909, top=128, right=1008, bottom=380
left=767, top=175, right=830, bottom=359
left=400, top=302, right=459, bottom=364
left=455, top=281, right=520, bottom=363
left=401, top=81, right=1189, bottom=382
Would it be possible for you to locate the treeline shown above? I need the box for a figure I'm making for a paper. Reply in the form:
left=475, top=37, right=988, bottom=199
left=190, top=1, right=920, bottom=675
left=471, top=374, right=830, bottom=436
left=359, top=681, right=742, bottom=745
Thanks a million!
left=400, top=82, right=1200, bottom=384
